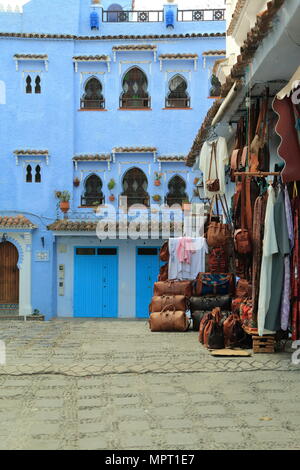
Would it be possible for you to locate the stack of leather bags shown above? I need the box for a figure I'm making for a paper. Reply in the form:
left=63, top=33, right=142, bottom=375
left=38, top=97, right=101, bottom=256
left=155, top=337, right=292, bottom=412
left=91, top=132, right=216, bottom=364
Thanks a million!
left=149, top=280, right=193, bottom=332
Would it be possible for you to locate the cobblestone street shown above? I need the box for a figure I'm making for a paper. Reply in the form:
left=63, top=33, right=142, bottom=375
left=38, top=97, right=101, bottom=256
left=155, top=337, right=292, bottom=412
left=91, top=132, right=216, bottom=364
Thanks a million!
left=0, top=319, right=300, bottom=450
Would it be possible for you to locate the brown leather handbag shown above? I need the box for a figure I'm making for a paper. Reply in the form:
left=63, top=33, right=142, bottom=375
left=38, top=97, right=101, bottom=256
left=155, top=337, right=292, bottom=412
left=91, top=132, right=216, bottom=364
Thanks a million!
left=159, top=241, right=169, bottom=262
left=154, top=280, right=193, bottom=297
left=149, top=305, right=190, bottom=332
left=206, top=194, right=232, bottom=248
left=208, top=247, right=229, bottom=274
left=223, top=313, right=247, bottom=348
left=206, top=142, right=220, bottom=192
left=199, top=312, right=213, bottom=344
left=236, top=279, right=251, bottom=298
left=158, top=263, right=168, bottom=282
left=234, top=177, right=252, bottom=254
left=150, top=295, right=187, bottom=313
left=203, top=308, right=223, bottom=348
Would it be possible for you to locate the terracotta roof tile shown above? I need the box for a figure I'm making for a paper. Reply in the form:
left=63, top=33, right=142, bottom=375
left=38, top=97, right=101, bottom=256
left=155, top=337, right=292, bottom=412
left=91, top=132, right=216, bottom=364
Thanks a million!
left=186, top=0, right=285, bottom=167
left=0, top=215, right=37, bottom=229
left=159, top=53, right=198, bottom=60
left=202, top=50, right=226, bottom=56
left=157, top=155, right=186, bottom=162
left=13, top=149, right=48, bottom=155
left=227, top=0, right=248, bottom=36
left=48, top=220, right=179, bottom=232
left=73, top=154, right=111, bottom=161
left=112, top=45, right=157, bottom=51
left=0, top=32, right=226, bottom=41
left=73, top=55, right=110, bottom=61
left=14, top=54, right=48, bottom=59
left=113, top=147, right=157, bottom=153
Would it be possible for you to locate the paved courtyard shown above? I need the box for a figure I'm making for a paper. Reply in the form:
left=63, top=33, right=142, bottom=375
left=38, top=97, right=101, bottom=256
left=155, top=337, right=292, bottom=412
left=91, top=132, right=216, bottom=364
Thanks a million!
left=0, top=319, right=299, bottom=450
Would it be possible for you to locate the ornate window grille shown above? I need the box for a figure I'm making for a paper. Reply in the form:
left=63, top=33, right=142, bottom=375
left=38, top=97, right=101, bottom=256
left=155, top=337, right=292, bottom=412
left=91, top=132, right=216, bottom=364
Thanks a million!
left=81, top=77, right=105, bottom=109
left=122, top=168, right=150, bottom=208
left=166, top=75, right=190, bottom=108
left=81, top=174, right=105, bottom=206
left=120, top=68, right=150, bottom=109
left=165, top=176, right=188, bottom=207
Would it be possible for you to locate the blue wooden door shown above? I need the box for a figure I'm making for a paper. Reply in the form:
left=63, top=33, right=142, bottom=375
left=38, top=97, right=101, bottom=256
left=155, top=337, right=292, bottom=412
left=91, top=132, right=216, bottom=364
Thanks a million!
left=136, top=247, right=162, bottom=318
left=74, top=247, right=118, bottom=318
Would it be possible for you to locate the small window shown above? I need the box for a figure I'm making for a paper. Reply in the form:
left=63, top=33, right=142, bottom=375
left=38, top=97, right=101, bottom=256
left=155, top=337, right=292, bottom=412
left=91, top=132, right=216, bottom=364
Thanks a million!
left=122, top=167, right=149, bottom=208
left=120, top=67, right=150, bottom=109
left=26, top=75, right=32, bottom=94
left=138, top=248, right=158, bottom=256
left=76, top=248, right=96, bottom=255
left=35, top=76, right=41, bottom=94
left=166, top=75, right=190, bottom=108
left=26, top=165, right=32, bottom=182
left=81, top=77, right=105, bottom=109
left=97, top=248, right=117, bottom=255
left=81, top=174, right=104, bottom=207
left=166, top=175, right=188, bottom=207
left=35, top=165, right=41, bottom=183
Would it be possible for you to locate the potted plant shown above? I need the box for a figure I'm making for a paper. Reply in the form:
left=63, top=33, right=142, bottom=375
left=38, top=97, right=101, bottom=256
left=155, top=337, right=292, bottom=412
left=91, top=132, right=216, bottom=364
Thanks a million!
left=59, top=191, right=71, bottom=213
left=108, top=178, right=116, bottom=202
left=152, top=194, right=162, bottom=203
left=154, top=172, right=163, bottom=186
left=193, top=177, right=200, bottom=186
left=73, top=177, right=80, bottom=187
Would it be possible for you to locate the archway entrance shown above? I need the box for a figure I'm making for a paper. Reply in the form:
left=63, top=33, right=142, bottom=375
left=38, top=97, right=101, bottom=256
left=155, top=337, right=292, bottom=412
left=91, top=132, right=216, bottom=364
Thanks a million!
left=0, top=241, right=19, bottom=304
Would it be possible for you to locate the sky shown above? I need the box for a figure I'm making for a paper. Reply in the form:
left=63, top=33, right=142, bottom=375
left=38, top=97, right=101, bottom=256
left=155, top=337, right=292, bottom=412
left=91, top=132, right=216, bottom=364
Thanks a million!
left=3, top=0, right=226, bottom=10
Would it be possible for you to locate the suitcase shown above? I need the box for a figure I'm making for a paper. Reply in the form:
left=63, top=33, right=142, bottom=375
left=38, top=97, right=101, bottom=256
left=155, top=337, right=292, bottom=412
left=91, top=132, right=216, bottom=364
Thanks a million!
left=150, top=295, right=187, bottom=313
left=154, top=280, right=193, bottom=297
left=149, top=306, right=190, bottom=332
left=190, top=295, right=231, bottom=313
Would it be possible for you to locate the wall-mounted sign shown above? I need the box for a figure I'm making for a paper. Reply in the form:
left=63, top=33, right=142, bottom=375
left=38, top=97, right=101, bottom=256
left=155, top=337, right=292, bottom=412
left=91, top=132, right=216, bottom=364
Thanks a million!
left=35, top=250, right=50, bottom=262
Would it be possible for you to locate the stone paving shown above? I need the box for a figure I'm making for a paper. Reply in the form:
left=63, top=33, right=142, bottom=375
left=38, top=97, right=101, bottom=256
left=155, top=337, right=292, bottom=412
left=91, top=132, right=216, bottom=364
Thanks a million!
left=0, top=319, right=299, bottom=450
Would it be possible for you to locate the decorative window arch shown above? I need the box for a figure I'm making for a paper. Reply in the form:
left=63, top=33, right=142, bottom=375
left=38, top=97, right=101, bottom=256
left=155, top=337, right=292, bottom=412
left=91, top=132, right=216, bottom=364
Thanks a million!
left=81, top=77, right=105, bottom=109
left=35, top=76, right=41, bottom=94
left=107, top=4, right=128, bottom=22
left=166, top=175, right=188, bottom=207
left=120, top=67, right=150, bottom=109
left=35, top=165, right=41, bottom=183
left=166, top=75, right=190, bottom=108
left=81, top=174, right=104, bottom=207
left=26, top=165, right=32, bottom=182
left=25, top=75, right=32, bottom=94
left=122, top=167, right=149, bottom=208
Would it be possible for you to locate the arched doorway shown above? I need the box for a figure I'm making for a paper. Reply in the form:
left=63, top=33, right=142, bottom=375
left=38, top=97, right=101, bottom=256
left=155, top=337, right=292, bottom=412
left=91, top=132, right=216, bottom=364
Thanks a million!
left=0, top=241, right=19, bottom=304
left=122, top=167, right=149, bottom=208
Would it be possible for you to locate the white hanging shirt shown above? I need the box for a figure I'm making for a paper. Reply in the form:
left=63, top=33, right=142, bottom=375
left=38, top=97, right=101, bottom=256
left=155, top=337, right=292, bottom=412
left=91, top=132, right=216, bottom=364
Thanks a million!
left=199, top=136, right=229, bottom=199
left=168, top=237, right=208, bottom=281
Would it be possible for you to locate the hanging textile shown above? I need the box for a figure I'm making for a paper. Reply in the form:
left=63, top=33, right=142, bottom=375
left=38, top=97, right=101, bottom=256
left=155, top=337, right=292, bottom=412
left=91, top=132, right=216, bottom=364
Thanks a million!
left=199, top=137, right=229, bottom=199
left=168, top=237, right=208, bottom=281
left=281, top=186, right=294, bottom=331
left=264, top=188, right=291, bottom=331
left=257, top=186, right=277, bottom=336
left=291, top=191, right=300, bottom=341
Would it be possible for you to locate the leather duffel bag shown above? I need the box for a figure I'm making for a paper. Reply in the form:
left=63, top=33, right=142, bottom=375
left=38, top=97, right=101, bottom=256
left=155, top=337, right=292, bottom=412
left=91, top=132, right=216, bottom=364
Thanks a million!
left=149, top=306, right=190, bottom=332
left=190, top=295, right=232, bottom=312
left=150, top=295, right=187, bottom=313
left=154, top=280, right=193, bottom=298
left=194, top=310, right=231, bottom=332
left=194, top=273, right=235, bottom=297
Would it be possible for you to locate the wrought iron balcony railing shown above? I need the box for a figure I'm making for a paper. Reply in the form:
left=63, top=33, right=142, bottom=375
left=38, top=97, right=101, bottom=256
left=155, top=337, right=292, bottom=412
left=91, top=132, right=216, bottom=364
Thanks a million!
left=80, top=99, right=105, bottom=110
left=177, top=9, right=225, bottom=22
left=165, top=97, right=191, bottom=108
left=102, top=10, right=164, bottom=23
left=120, top=97, right=151, bottom=109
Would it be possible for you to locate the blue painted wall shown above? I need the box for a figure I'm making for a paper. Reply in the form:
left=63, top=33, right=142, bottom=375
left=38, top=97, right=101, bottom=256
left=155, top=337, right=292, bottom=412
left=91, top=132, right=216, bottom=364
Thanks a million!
left=0, top=1, right=225, bottom=319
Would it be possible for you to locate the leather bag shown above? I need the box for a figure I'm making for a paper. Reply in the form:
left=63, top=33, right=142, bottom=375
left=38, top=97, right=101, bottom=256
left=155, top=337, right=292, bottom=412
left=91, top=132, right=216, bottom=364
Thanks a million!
left=208, top=247, right=229, bottom=274
left=150, top=295, right=187, bottom=313
left=208, top=321, right=225, bottom=350
left=149, top=305, right=190, bottom=332
left=154, top=280, right=193, bottom=298
left=194, top=273, right=235, bottom=297
left=206, top=194, right=232, bottom=248
left=223, top=313, right=248, bottom=348
left=192, top=310, right=231, bottom=331
left=190, top=295, right=232, bottom=312
left=206, top=142, right=220, bottom=192
left=203, top=308, right=223, bottom=347
left=158, top=263, right=168, bottom=282
left=236, top=279, right=251, bottom=298
left=234, top=176, right=252, bottom=254
left=199, top=312, right=213, bottom=344
left=159, top=241, right=169, bottom=262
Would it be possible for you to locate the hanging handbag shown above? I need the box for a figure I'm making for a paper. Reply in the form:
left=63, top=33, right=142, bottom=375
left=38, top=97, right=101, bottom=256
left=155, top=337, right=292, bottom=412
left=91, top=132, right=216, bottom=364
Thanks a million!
left=158, top=263, right=168, bottom=282
left=149, top=305, right=190, bottom=332
left=194, top=273, right=235, bottom=296
left=190, top=295, right=232, bottom=312
left=206, top=142, right=220, bottom=192
left=150, top=295, right=187, bottom=313
left=234, top=176, right=252, bottom=254
left=206, top=195, right=232, bottom=248
left=159, top=241, right=169, bottom=262
left=230, top=117, right=244, bottom=180
left=154, top=280, right=193, bottom=297
left=208, top=247, right=229, bottom=273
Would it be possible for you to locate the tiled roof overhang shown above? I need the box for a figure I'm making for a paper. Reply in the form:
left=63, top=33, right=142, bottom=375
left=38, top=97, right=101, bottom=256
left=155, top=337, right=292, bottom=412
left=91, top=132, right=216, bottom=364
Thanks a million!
left=73, top=154, right=111, bottom=161
left=186, top=0, right=285, bottom=167
left=112, top=147, right=157, bottom=153
left=227, top=0, right=248, bottom=36
left=72, top=55, right=110, bottom=61
left=48, top=220, right=181, bottom=232
left=202, top=50, right=226, bottom=56
left=0, top=32, right=226, bottom=41
left=14, top=149, right=48, bottom=155
left=13, top=54, right=48, bottom=59
left=0, top=215, right=37, bottom=230
left=112, top=45, right=157, bottom=51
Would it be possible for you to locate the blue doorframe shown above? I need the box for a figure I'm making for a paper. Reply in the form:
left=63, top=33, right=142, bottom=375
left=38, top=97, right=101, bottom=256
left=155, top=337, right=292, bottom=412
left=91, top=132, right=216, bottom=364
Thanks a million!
left=136, top=246, right=162, bottom=318
left=74, top=246, right=118, bottom=318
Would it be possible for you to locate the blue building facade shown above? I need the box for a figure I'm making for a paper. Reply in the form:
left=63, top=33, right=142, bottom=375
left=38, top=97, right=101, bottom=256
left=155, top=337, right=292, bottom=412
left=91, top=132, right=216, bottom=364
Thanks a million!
left=0, top=0, right=225, bottom=319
